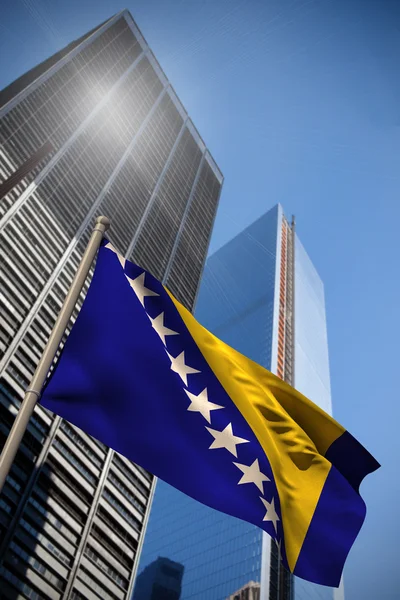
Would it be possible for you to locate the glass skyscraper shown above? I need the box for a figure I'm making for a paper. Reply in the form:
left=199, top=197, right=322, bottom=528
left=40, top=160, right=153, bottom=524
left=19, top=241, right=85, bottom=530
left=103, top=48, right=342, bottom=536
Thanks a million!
left=0, top=10, right=222, bottom=599
left=134, top=204, right=344, bottom=600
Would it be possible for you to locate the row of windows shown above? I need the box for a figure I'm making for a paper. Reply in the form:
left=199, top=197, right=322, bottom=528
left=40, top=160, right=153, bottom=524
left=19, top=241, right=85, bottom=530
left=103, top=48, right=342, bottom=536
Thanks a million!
left=91, top=521, right=134, bottom=570
left=37, top=473, right=86, bottom=524
left=19, top=516, right=72, bottom=566
left=0, top=173, right=31, bottom=220
left=52, top=438, right=97, bottom=485
left=0, top=403, right=40, bottom=466
left=0, top=235, right=45, bottom=297
left=45, top=455, right=93, bottom=507
left=0, top=323, right=12, bottom=358
left=131, top=461, right=152, bottom=482
left=22, top=201, right=66, bottom=266
left=1, top=480, right=21, bottom=509
left=8, top=540, right=65, bottom=591
left=112, top=455, right=149, bottom=497
left=0, top=566, right=46, bottom=600
left=78, top=567, right=119, bottom=600
left=108, top=471, right=145, bottom=514
left=70, top=590, right=86, bottom=600
left=11, top=211, right=59, bottom=273
left=85, top=544, right=128, bottom=590
left=103, top=489, right=141, bottom=532
left=7, top=473, right=22, bottom=493
left=30, top=414, right=49, bottom=436
left=28, top=493, right=79, bottom=544
left=97, top=507, right=138, bottom=558
left=0, top=263, right=30, bottom=320
left=4, top=218, right=54, bottom=280
left=33, top=477, right=82, bottom=537
left=28, top=316, right=51, bottom=351
left=60, top=420, right=104, bottom=468
left=0, top=299, right=21, bottom=335
left=0, top=497, right=12, bottom=515
left=7, top=361, right=30, bottom=391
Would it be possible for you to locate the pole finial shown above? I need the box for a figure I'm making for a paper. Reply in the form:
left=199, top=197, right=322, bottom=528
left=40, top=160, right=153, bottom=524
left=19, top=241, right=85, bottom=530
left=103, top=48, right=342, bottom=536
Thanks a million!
left=96, top=215, right=111, bottom=230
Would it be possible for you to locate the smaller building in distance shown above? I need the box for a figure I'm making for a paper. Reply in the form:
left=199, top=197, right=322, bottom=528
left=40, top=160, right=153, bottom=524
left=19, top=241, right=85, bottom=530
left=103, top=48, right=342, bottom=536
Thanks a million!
left=133, top=556, right=184, bottom=600
left=227, top=580, right=261, bottom=600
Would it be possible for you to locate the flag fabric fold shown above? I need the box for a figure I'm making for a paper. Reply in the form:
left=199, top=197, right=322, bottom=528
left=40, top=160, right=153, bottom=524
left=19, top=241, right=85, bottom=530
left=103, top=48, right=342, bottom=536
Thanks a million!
left=40, top=240, right=379, bottom=587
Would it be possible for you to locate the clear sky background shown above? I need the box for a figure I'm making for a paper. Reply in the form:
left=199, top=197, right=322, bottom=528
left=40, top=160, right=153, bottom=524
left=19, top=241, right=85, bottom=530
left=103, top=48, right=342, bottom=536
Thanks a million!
left=1, top=0, right=399, bottom=598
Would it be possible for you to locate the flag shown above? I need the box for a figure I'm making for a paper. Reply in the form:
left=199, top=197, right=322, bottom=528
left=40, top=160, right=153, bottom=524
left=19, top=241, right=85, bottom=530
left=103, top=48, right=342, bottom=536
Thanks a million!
left=40, top=239, right=379, bottom=587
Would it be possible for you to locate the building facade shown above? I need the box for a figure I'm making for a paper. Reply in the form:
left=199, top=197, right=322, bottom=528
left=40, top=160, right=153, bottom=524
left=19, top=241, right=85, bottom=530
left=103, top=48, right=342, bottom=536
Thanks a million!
left=227, top=581, right=260, bottom=600
left=134, top=204, right=344, bottom=600
left=0, top=10, right=222, bottom=599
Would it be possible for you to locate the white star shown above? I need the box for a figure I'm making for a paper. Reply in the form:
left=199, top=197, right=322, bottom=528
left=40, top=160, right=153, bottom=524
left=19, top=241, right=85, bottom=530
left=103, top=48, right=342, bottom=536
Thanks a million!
left=104, top=242, right=126, bottom=269
left=127, top=272, right=159, bottom=306
left=260, top=496, right=280, bottom=534
left=184, top=388, right=224, bottom=423
left=165, top=350, right=200, bottom=386
left=232, top=459, right=270, bottom=493
left=205, top=423, right=250, bottom=457
left=150, top=312, right=179, bottom=345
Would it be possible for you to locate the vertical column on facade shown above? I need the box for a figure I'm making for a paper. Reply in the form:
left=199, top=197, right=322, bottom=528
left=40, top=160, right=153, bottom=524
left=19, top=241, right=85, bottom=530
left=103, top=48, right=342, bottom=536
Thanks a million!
left=268, top=218, right=287, bottom=600
left=289, top=216, right=296, bottom=384
left=126, top=475, right=157, bottom=597
left=276, top=222, right=287, bottom=380
left=277, top=218, right=295, bottom=600
left=62, top=449, right=114, bottom=598
left=284, top=220, right=294, bottom=387
left=162, top=150, right=207, bottom=284
left=124, top=114, right=189, bottom=261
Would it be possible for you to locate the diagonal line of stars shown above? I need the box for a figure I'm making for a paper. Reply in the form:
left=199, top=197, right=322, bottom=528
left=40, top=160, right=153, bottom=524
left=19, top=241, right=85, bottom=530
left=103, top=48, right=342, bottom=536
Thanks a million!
left=104, top=243, right=284, bottom=554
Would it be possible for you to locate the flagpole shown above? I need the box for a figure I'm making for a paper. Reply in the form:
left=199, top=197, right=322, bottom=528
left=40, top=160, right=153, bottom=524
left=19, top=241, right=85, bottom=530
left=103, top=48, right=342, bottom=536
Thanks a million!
left=0, top=215, right=110, bottom=494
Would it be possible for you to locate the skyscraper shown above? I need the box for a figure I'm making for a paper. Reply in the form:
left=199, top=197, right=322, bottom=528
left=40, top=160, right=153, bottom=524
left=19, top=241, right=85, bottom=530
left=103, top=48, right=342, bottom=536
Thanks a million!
left=0, top=10, right=222, bottom=599
left=133, top=557, right=184, bottom=600
left=134, top=204, right=344, bottom=600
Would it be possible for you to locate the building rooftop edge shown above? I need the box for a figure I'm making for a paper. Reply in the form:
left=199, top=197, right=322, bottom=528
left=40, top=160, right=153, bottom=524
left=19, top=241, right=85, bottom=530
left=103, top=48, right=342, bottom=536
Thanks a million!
left=121, top=9, right=223, bottom=180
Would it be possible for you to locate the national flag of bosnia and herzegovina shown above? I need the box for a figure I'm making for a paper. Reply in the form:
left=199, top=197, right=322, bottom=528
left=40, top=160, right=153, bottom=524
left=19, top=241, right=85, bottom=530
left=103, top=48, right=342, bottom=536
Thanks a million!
left=40, top=238, right=379, bottom=587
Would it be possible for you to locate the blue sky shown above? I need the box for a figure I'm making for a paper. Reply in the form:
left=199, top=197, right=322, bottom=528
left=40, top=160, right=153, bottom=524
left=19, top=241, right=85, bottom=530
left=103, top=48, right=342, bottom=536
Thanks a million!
left=1, top=0, right=399, bottom=597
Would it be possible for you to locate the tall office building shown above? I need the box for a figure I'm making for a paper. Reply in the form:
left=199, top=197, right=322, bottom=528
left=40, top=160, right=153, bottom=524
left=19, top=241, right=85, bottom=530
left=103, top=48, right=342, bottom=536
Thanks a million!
left=133, top=557, right=184, bottom=600
left=0, top=10, right=223, bottom=599
left=134, top=204, right=344, bottom=600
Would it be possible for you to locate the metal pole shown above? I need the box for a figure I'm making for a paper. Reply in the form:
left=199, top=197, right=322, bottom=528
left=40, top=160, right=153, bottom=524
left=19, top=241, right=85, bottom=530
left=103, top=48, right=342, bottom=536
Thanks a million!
left=0, top=215, right=110, bottom=494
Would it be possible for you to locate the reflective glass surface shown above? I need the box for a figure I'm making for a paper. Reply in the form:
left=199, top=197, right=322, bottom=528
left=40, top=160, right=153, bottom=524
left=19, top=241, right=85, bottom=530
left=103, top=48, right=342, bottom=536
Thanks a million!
left=294, top=237, right=331, bottom=414
left=135, top=205, right=339, bottom=600
left=293, top=237, right=341, bottom=600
